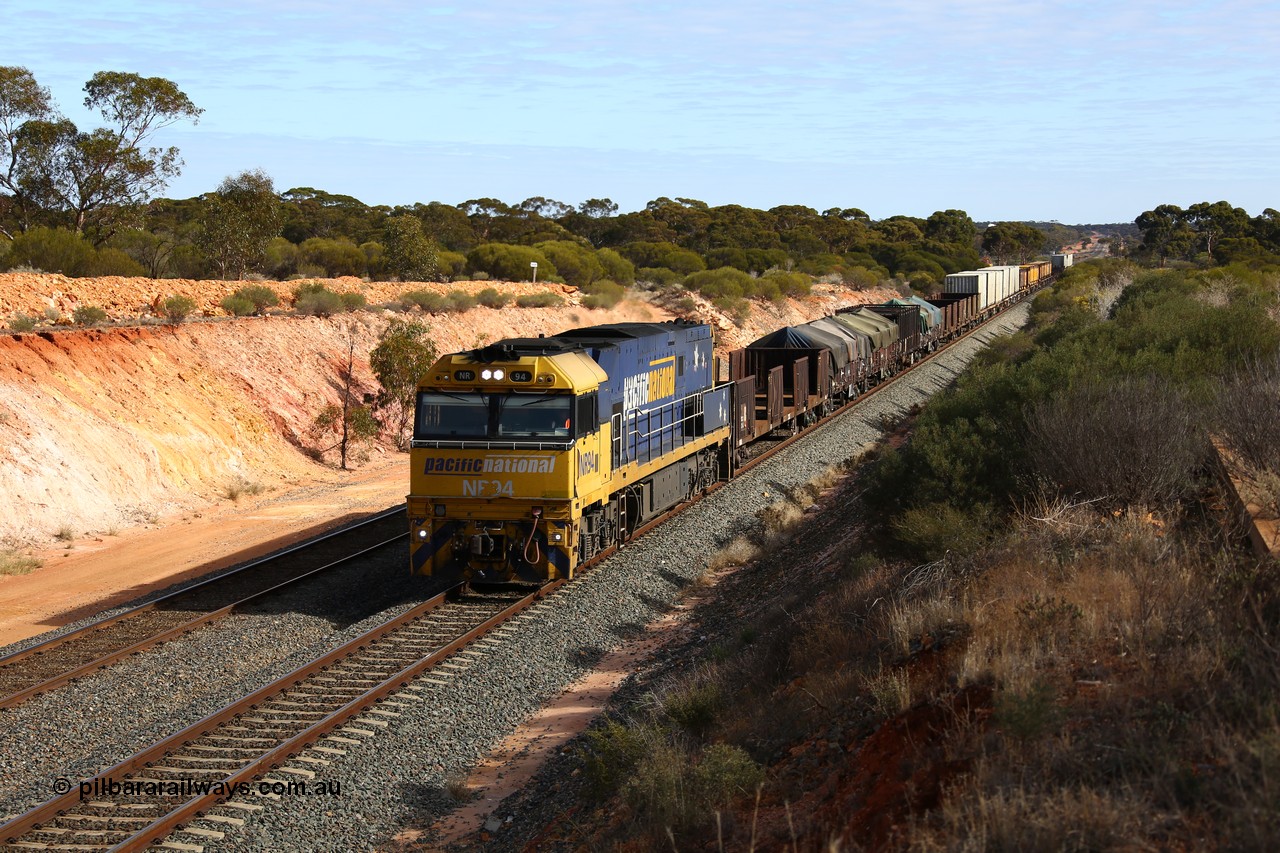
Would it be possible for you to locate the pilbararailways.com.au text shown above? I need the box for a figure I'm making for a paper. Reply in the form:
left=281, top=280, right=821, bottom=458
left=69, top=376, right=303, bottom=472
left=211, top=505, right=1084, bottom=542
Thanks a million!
left=54, top=777, right=342, bottom=798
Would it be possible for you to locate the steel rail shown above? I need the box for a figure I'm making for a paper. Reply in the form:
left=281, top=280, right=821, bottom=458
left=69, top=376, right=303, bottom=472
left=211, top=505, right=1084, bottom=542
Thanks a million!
left=0, top=506, right=406, bottom=710
left=0, top=583, right=553, bottom=851
left=0, top=285, right=1044, bottom=848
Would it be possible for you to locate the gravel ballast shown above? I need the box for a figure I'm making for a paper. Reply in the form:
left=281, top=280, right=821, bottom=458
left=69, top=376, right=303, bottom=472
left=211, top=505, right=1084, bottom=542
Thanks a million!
left=0, top=305, right=1027, bottom=850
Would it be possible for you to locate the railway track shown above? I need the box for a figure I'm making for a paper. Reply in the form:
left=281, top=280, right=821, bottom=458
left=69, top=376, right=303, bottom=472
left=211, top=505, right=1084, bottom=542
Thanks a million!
left=0, top=296, right=1039, bottom=849
left=0, top=586, right=539, bottom=851
left=0, top=508, right=406, bottom=711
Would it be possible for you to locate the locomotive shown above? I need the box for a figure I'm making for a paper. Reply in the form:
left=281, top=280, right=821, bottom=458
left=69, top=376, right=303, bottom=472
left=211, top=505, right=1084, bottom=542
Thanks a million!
left=407, top=260, right=1057, bottom=582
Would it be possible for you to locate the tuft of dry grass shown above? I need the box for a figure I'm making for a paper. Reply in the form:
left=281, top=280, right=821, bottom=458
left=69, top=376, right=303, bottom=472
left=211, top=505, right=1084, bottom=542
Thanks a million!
left=705, top=536, right=760, bottom=572
left=910, top=783, right=1174, bottom=853
left=443, top=774, right=472, bottom=803
left=223, top=475, right=266, bottom=502
left=0, top=547, right=42, bottom=576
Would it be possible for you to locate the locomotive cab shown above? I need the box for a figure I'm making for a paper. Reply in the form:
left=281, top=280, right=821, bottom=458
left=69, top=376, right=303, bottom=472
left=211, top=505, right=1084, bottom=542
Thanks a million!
left=408, top=341, right=610, bottom=583
left=408, top=322, right=730, bottom=585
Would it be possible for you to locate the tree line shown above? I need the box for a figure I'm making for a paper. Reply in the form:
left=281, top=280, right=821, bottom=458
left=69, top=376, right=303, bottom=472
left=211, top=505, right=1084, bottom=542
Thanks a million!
left=1132, top=202, right=1280, bottom=267
left=4, top=65, right=1124, bottom=298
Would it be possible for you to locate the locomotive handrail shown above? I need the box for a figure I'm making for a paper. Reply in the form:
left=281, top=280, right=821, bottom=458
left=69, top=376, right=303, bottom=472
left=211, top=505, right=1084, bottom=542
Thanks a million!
left=411, top=438, right=575, bottom=451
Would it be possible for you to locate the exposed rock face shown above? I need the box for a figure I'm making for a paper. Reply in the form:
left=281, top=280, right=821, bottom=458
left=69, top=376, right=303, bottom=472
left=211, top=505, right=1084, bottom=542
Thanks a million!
left=0, top=273, right=896, bottom=545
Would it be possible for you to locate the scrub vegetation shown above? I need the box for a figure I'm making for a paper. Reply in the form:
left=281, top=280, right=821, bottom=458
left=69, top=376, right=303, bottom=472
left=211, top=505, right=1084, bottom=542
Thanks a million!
left=552, top=260, right=1280, bottom=850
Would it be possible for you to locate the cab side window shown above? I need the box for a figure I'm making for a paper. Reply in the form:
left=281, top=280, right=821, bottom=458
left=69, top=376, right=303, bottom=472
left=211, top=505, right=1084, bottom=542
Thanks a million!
left=576, top=392, right=598, bottom=437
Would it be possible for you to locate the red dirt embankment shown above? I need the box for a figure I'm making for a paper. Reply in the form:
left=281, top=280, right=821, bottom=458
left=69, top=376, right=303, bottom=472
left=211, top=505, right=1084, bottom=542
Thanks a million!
left=0, top=272, right=894, bottom=641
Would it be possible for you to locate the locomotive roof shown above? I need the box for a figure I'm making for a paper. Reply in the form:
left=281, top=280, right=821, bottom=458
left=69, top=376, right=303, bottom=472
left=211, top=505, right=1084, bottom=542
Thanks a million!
left=468, top=321, right=706, bottom=363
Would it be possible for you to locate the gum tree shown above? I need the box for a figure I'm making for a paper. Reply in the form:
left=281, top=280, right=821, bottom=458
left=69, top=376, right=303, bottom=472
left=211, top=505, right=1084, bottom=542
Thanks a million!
left=0, top=67, right=202, bottom=242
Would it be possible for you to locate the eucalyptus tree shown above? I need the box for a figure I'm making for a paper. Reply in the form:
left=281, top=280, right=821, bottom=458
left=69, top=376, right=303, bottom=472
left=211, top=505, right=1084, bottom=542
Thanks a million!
left=201, top=169, right=283, bottom=279
left=0, top=68, right=202, bottom=242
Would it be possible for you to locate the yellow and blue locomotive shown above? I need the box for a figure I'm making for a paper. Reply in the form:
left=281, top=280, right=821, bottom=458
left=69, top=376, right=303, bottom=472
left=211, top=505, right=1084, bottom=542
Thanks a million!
left=408, top=321, right=732, bottom=582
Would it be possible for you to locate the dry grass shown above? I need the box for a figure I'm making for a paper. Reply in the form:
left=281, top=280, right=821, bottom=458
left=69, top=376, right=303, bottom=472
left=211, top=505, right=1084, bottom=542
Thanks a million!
left=705, top=535, right=760, bottom=572
left=0, top=547, right=42, bottom=576
left=223, top=475, right=266, bottom=502
left=909, top=783, right=1174, bottom=853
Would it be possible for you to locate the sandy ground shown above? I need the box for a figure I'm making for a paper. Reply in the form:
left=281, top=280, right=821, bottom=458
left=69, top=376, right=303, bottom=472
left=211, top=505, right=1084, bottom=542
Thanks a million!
left=0, top=454, right=409, bottom=647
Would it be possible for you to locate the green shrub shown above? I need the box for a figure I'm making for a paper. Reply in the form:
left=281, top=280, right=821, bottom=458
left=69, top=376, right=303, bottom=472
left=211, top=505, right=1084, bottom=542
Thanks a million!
left=340, top=291, right=367, bottom=311
left=636, top=267, right=684, bottom=287
left=72, top=305, right=108, bottom=326
left=295, top=289, right=346, bottom=317
left=685, top=267, right=755, bottom=300
left=596, top=247, right=635, bottom=284
left=582, top=720, right=650, bottom=798
left=581, top=279, right=626, bottom=310
left=220, top=295, right=256, bottom=317
left=445, top=290, right=476, bottom=312
left=620, top=241, right=706, bottom=275
left=9, top=313, right=37, bottom=332
left=475, top=287, right=510, bottom=309
left=515, top=291, right=564, bottom=308
left=891, top=502, right=996, bottom=561
left=230, top=284, right=280, bottom=314
left=2, top=227, right=93, bottom=276
left=692, top=743, right=764, bottom=810
left=536, top=240, right=605, bottom=287
left=400, top=289, right=449, bottom=312
left=161, top=294, right=197, bottom=322
left=760, top=269, right=813, bottom=298
left=437, top=250, right=467, bottom=279
left=664, top=683, right=722, bottom=738
left=85, top=247, right=146, bottom=277
left=465, top=243, right=555, bottom=282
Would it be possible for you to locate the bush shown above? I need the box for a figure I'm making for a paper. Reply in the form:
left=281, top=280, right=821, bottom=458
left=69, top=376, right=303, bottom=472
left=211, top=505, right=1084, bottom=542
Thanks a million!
left=9, top=313, right=37, bottom=332
left=685, top=267, right=755, bottom=300
left=475, top=287, right=510, bottom=309
left=582, top=720, right=650, bottom=798
left=0, top=547, right=42, bottom=576
left=161, top=294, right=197, bottom=322
left=1025, top=376, right=1208, bottom=510
left=220, top=295, right=256, bottom=317
left=1216, top=353, right=1280, bottom=474
left=445, top=290, right=475, bottom=312
left=339, top=291, right=367, bottom=311
left=760, top=269, right=813, bottom=298
left=437, top=250, right=467, bottom=279
left=230, top=284, right=280, bottom=314
left=581, top=279, right=626, bottom=310
left=2, top=227, right=93, bottom=276
left=465, top=243, right=555, bottom=282
left=636, top=267, right=684, bottom=288
left=85, top=247, right=147, bottom=277
left=516, top=291, right=563, bottom=308
left=294, top=289, right=346, bottom=317
left=72, top=305, right=108, bottom=326
left=536, top=240, right=604, bottom=288
left=620, top=241, right=706, bottom=275
left=596, top=247, right=635, bottom=285
left=400, top=289, right=449, bottom=313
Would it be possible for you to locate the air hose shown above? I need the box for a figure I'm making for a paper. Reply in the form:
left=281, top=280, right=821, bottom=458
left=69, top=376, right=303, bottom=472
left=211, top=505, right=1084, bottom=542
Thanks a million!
left=524, top=509, right=542, bottom=565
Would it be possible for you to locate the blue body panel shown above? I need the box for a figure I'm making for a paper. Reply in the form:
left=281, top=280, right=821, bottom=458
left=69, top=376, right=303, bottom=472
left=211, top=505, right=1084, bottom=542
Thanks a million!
left=556, top=323, right=717, bottom=466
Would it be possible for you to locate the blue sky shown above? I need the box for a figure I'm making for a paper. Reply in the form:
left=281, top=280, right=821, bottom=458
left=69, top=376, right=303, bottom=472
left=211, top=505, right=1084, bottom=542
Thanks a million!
left=6, top=0, right=1278, bottom=223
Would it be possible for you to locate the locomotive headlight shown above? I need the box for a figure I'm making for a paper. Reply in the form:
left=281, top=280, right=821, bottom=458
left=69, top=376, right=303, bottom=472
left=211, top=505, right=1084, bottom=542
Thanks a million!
left=493, top=369, right=505, bottom=380
left=481, top=369, right=492, bottom=380
left=551, top=532, right=563, bottom=542
left=416, top=528, right=429, bottom=539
